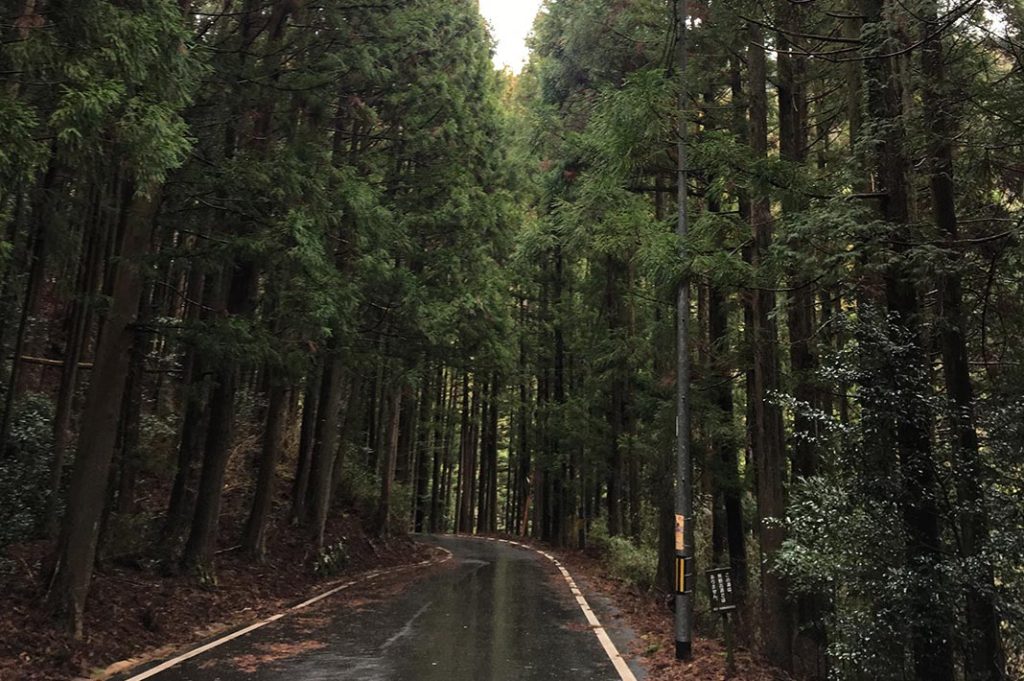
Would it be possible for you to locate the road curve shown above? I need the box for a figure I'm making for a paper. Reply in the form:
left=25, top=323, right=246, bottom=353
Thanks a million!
left=114, top=535, right=642, bottom=681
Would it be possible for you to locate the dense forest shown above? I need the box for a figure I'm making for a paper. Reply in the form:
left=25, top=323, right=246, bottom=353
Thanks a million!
left=1, top=0, right=1022, bottom=679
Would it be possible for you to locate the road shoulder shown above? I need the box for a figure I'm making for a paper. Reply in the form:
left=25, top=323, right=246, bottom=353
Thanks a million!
left=103, top=542, right=450, bottom=681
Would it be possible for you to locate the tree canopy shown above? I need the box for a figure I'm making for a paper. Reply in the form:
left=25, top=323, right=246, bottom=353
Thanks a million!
left=1, top=0, right=1022, bottom=679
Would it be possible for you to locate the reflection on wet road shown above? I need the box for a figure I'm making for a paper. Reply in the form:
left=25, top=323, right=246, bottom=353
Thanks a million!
left=118, top=536, right=632, bottom=680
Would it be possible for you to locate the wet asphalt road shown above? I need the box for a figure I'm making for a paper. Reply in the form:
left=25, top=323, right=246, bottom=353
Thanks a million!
left=119, top=536, right=637, bottom=680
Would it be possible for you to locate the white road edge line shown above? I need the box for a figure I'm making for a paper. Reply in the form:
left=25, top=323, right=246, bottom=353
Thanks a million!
left=121, top=549, right=453, bottom=681
left=479, top=536, right=639, bottom=681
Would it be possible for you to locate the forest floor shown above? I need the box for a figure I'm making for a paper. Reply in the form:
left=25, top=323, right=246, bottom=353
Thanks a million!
left=544, top=542, right=791, bottom=681
left=0, top=509, right=430, bottom=681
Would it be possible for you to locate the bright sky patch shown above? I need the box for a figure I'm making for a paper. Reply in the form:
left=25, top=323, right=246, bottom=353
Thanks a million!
left=478, top=0, right=544, bottom=72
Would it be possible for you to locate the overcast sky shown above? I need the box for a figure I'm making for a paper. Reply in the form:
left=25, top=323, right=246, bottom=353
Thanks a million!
left=478, top=0, right=544, bottom=72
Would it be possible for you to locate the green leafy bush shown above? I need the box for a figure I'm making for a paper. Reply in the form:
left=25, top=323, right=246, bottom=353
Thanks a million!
left=0, top=393, right=56, bottom=546
left=139, top=412, right=178, bottom=475
left=313, top=540, right=349, bottom=578
left=978, top=396, right=1024, bottom=676
left=335, top=451, right=379, bottom=514
left=589, top=521, right=657, bottom=591
left=777, top=312, right=1024, bottom=680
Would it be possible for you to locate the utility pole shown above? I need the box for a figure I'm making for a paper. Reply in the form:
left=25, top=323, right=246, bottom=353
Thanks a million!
left=673, top=0, right=694, bottom=662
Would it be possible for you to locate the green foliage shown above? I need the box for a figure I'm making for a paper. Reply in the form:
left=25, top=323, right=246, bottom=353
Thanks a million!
left=0, top=394, right=56, bottom=546
left=140, top=413, right=179, bottom=475
left=779, top=478, right=909, bottom=680
left=0, top=0, right=1018, bottom=672
left=977, top=396, right=1024, bottom=673
left=192, top=561, right=218, bottom=589
left=386, top=484, right=414, bottom=536
left=335, top=454, right=379, bottom=516
left=9, top=0, right=203, bottom=187
left=0, top=95, right=46, bottom=182
left=776, top=311, right=1024, bottom=679
left=589, top=522, right=658, bottom=591
left=587, top=69, right=675, bottom=177
left=313, top=540, right=350, bottom=578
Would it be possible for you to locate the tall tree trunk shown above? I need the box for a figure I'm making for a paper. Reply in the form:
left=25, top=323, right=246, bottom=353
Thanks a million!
left=242, top=383, right=288, bottom=559
left=180, top=260, right=257, bottom=573
left=179, top=0, right=294, bottom=573
left=517, top=298, right=532, bottom=537
left=777, top=12, right=816, bottom=481
left=624, top=262, right=639, bottom=543
left=291, top=358, right=322, bottom=523
left=920, top=9, right=1005, bottom=677
left=0, top=160, right=55, bottom=460
left=748, top=20, right=794, bottom=670
left=862, top=0, right=955, bottom=676
left=777, top=6, right=827, bottom=675
left=179, top=362, right=237, bottom=574
left=440, top=376, right=458, bottom=533
left=552, top=247, right=569, bottom=546
left=395, top=382, right=416, bottom=485
left=457, top=373, right=473, bottom=533
left=42, top=185, right=107, bottom=537
left=116, top=316, right=147, bottom=515
left=535, top=361, right=548, bottom=542
left=309, top=349, right=346, bottom=549
left=487, top=375, right=499, bottom=534
left=48, top=186, right=161, bottom=637
left=330, top=371, right=359, bottom=500
left=429, top=368, right=452, bottom=533
left=117, top=275, right=157, bottom=516
left=0, top=187, right=26, bottom=382
left=377, top=381, right=402, bottom=535
left=468, top=379, right=482, bottom=534
left=709, top=267, right=747, bottom=599
left=416, top=366, right=440, bottom=533
left=161, top=266, right=208, bottom=547
left=607, top=379, right=624, bottom=538
left=477, top=375, right=500, bottom=535
left=476, top=378, right=491, bottom=533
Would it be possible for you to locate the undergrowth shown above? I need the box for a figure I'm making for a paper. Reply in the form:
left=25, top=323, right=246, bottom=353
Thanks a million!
left=589, top=521, right=658, bottom=591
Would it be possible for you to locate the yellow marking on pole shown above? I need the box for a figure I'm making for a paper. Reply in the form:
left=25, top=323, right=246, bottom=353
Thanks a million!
left=675, top=556, right=687, bottom=594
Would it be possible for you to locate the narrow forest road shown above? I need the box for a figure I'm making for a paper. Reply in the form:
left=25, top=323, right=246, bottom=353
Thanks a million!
left=113, top=536, right=643, bottom=681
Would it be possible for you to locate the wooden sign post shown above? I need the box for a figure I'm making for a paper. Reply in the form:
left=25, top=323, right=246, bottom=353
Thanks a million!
left=706, top=567, right=737, bottom=675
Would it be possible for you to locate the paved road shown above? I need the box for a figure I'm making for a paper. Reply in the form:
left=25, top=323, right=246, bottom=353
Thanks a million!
left=118, top=536, right=640, bottom=680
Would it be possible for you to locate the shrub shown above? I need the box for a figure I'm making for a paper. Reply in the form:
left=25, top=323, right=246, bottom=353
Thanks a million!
left=140, top=412, right=178, bottom=475
left=103, top=510, right=160, bottom=561
left=313, top=540, right=349, bottom=578
left=335, top=449, right=379, bottom=514
left=0, top=393, right=56, bottom=546
left=589, top=521, right=658, bottom=591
